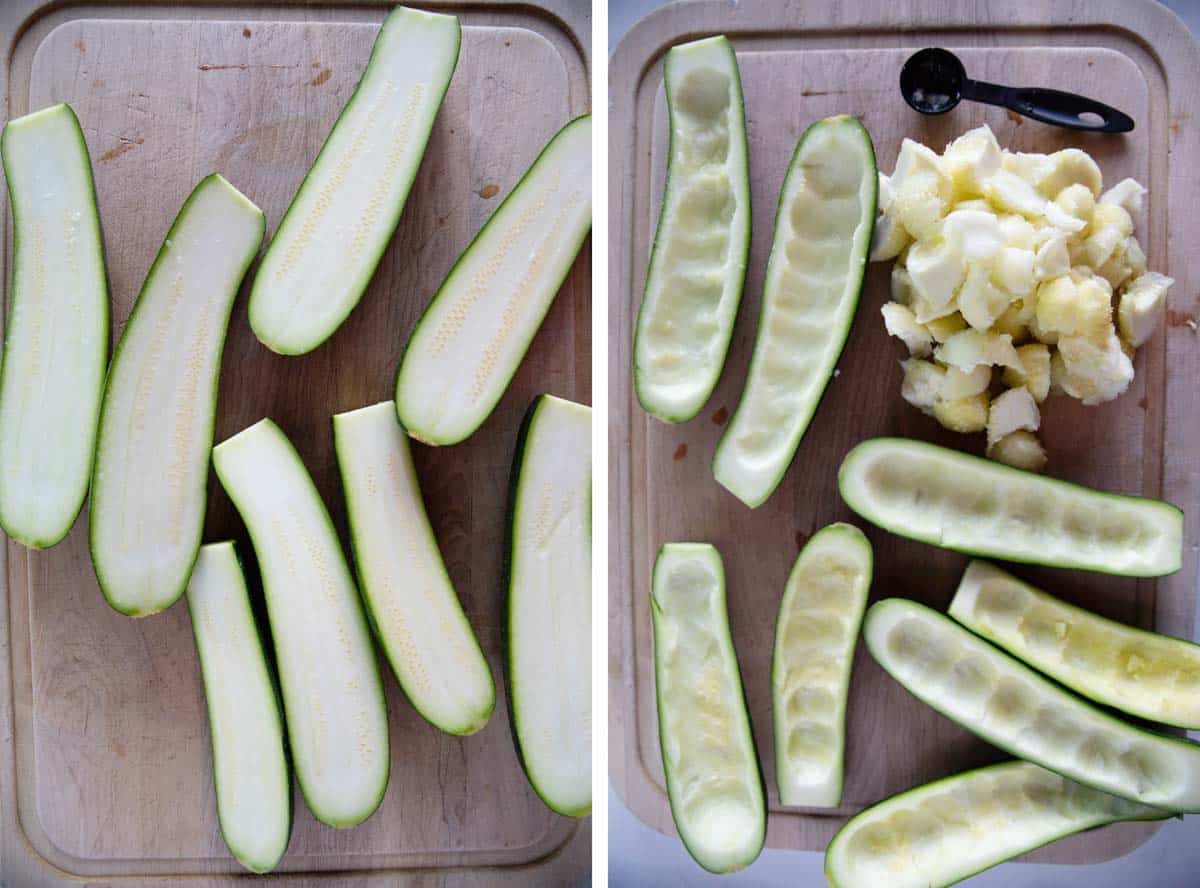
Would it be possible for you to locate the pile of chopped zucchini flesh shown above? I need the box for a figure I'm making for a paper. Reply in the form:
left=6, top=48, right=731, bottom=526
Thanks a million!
left=873, top=124, right=1172, bottom=471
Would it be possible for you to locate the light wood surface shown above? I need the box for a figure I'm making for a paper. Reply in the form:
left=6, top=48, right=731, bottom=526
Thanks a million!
left=610, top=0, right=1200, bottom=863
left=0, top=0, right=591, bottom=883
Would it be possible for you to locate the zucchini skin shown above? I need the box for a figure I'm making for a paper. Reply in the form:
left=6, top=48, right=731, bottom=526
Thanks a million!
left=0, top=103, right=109, bottom=548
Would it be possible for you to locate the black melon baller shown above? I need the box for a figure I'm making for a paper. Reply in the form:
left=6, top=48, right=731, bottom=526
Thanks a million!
left=900, top=47, right=1134, bottom=133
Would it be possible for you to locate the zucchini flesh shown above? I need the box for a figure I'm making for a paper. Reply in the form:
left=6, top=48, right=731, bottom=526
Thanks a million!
left=249, top=6, right=460, bottom=355
left=333, top=401, right=494, bottom=736
left=213, top=418, right=389, bottom=828
left=0, top=104, right=108, bottom=548
left=865, top=597, right=1200, bottom=811
left=507, top=395, right=591, bottom=816
left=714, top=116, right=876, bottom=508
left=951, top=560, right=1200, bottom=729
left=634, top=35, right=750, bottom=422
left=772, top=523, right=871, bottom=807
left=90, top=175, right=263, bottom=616
left=825, top=760, right=1163, bottom=888
left=395, top=116, right=592, bottom=445
left=186, top=542, right=291, bottom=873
left=652, top=543, right=765, bottom=873
left=839, top=437, right=1183, bottom=576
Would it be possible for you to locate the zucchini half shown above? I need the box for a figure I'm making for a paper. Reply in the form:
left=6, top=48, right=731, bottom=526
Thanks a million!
left=652, top=543, right=765, bottom=873
left=634, top=35, right=750, bottom=422
left=333, top=401, right=494, bottom=736
left=771, top=523, right=871, bottom=807
left=951, top=559, right=1200, bottom=729
left=213, top=418, right=389, bottom=828
left=838, top=437, right=1183, bottom=576
left=506, top=394, right=592, bottom=816
left=0, top=103, right=108, bottom=548
left=249, top=6, right=460, bottom=355
left=865, top=597, right=1200, bottom=811
left=395, top=116, right=592, bottom=446
left=825, top=760, right=1164, bottom=888
left=185, top=542, right=291, bottom=873
left=714, top=116, right=877, bottom=508
left=89, top=174, right=263, bottom=616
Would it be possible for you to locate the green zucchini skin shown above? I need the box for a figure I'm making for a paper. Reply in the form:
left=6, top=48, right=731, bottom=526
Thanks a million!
left=394, top=115, right=592, bottom=446
left=0, top=103, right=109, bottom=548
left=838, top=437, right=1183, bottom=576
left=713, top=115, right=877, bottom=508
left=634, top=35, right=751, bottom=423
left=249, top=6, right=461, bottom=355
left=89, top=174, right=264, bottom=617
left=504, top=394, right=592, bottom=817
left=185, top=542, right=292, bottom=873
left=824, top=760, right=1165, bottom=888
left=865, top=597, right=1200, bottom=812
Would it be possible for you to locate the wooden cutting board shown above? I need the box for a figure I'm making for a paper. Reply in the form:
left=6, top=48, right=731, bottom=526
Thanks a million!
left=0, top=0, right=590, bottom=884
left=610, top=0, right=1200, bottom=864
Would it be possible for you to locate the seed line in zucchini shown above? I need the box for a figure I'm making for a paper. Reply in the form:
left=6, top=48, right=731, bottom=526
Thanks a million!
left=714, top=116, right=877, bottom=508
left=866, top=597, right=1200, bottom=811
left=839, top=437, right=1183, bottom=576
left=634, top=35, right=750, bottom=422
left=249, top=6, right=460, bottom=355
left=186, top=542, right=291, bottom=873
left=951, top=560, right=1200, bottom=729
left=395, top=116, right=592, bottom=445
left=213, top=418, right=389, bottom=828
left=0, top=103, right=108, bottom=548
left=507, top=395, right=592, bottom=816
left=825, top=760, right=1164, bottom=888
left=90, top=174, right=263, bottom=616
left=772, top=523, right=871, bottom=807
left=333, top=402, right=494, bottom=736
left=652, top=543, right=765, bottom=873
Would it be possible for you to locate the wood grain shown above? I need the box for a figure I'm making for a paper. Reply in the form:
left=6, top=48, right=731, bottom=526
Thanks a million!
left=0, top=0, right=590, bottom=884
left=610, top=0, right=1200, bottom=864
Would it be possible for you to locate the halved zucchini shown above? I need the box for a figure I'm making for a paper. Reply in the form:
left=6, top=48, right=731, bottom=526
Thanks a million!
left=0, top=103, right=108, bottom=548
left=507, top=394, right=592, bottom=816
left=652, top=543, right=765, bottom=873
left=90, top=174, right=263, bottom=616
left=714, top=116, right=876, bottom=508
left=825, top=760, right=1164, bottom=888
left=249, top=6, right=460, bottom=355
left=865, top=597, right=1200, bottom=811
left=839, top=437, right=1183, bottom=576
left=772, top=523, right=871, bottom=807
left=634, top=35, right=750, bottom=422
left=395, top=116, right=592, bottom=445
left=333, top=401, right=494, bottom=736
left=951, top=560, right=1200, bottom=729
left=213, top=418, right=389, bottom=828
left=185, top=542, right=291, bottom=873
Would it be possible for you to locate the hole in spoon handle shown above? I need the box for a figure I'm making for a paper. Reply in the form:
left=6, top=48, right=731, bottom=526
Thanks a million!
left=1009, top=87, right=1135, bottom=133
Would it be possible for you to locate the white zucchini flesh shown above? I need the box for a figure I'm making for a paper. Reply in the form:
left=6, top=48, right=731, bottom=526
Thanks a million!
left=186, top=542, right=290, bottom=874
left=714, top=116, right=876, bottom=508
left=0, top=103, right=108, bottom=548
left=249, top=6, right=459, bottom=355
left=951, top=560, right=1200, bottom=730
left=634, top=35, right=750, bottom=423
left=395, top=116, right=592, bottom=446
left=825, top=760, right=1164, bottom=888
left=839, top=437, right=1183, bottom=577
left=652, top=543, right=765, bottom=873
left=213, top=418, right=389, bottom=828
left=333, top=401, right=494, bottom=736
left=865, top=597, right=1200, bottom=811
left=772, top=523, right=871, bottom=807
left=507, top=395, right=592, bottom=816
left=90, top=175, right=263, bottom=616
